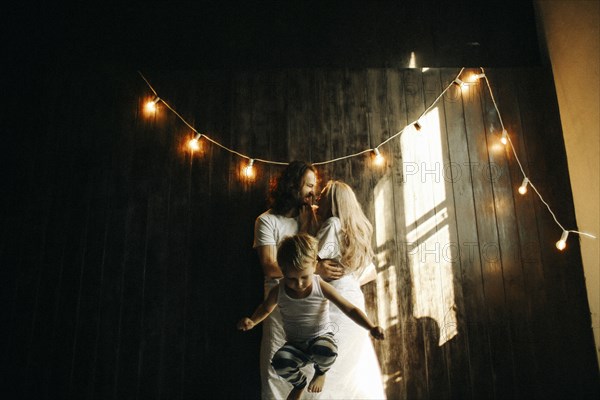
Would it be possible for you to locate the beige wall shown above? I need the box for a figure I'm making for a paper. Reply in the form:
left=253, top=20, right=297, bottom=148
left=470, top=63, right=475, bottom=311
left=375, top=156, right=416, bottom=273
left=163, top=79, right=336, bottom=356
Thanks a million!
left=535, top=0, right=600, bottom=364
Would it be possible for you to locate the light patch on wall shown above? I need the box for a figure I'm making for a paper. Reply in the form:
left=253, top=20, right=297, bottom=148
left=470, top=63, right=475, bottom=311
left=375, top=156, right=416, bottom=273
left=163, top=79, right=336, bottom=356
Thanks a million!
left=401, top=107, right=458, bottom=346
left=374, top=173, right=399, bottom=329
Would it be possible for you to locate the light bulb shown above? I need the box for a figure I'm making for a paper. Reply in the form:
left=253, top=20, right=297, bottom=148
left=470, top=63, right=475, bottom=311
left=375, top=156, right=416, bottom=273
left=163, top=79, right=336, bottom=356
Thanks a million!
left=500, top=129, right=508, bottom=145
left=144, top=96, right=160, bottom=113
left=556, top=230, right=569, bottom=251
left=188, top=133, right=202, bottom=151
left=470, top=73, right=485, bottom=82
left=372, top=148, right=385, bottom=167
left=518, top=178, right=529, bottom=195
left=243, top=159, right=255, bottom=179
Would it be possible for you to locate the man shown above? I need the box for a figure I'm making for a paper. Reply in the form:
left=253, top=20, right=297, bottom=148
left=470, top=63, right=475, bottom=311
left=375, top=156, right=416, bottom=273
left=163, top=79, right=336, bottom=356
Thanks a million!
left=253, top=161, right=342, bottom=400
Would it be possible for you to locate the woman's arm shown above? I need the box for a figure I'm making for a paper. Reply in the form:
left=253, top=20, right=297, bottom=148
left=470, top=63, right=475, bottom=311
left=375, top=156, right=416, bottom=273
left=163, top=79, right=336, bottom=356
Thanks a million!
left=320, top=280, right=384, bottom=339
left=237, top=285, right=279, bottom=331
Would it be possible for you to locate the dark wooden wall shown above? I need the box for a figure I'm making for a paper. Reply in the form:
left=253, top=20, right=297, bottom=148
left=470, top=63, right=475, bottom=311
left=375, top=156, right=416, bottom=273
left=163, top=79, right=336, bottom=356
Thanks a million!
left=2, top=67, right=598, bottom=399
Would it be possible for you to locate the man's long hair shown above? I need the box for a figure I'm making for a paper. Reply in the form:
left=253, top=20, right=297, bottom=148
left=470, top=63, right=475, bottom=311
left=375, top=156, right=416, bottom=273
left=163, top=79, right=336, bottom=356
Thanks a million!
left=268, top=161, right=316, bottom=215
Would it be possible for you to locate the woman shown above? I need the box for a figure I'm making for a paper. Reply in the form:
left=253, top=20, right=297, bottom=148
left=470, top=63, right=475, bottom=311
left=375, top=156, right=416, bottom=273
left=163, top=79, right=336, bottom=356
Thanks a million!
left=313, top=180, right=386, bottom=399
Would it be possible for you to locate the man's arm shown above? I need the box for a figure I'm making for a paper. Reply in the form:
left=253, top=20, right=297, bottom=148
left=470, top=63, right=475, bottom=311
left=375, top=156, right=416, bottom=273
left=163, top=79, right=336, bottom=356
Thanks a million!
left=316, top=258, right=344, bottom=281
left=256, top=245, right=284, bottom=279
left=237, top=285, right=279, bottom=331
left=320, top=280, right=384, bottom=340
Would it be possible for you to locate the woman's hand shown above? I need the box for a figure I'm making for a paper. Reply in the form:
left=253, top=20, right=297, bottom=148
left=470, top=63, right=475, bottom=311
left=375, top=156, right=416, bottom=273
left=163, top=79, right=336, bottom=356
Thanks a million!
left=316, top=259, right=344, bottom=281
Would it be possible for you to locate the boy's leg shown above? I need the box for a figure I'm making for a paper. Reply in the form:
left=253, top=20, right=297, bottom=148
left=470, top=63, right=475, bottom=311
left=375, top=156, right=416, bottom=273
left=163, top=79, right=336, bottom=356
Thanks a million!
left=308, top=332, right=338, bottom=375
left=271, top=343, right=310, bottom=389
left=306, top=333, right=338, bottom=393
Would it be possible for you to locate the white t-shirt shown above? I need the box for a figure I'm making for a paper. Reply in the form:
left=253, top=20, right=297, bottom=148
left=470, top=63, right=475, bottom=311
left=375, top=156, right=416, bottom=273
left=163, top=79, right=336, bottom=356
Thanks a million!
left=316, top=216, right=343, bottom=262
left=253, top=209, right=298, bottom=249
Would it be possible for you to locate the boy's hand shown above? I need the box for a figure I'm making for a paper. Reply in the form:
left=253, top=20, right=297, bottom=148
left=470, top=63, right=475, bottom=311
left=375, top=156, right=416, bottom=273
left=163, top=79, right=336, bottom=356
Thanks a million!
left=237, top=317, right=256, bottom=331
left=370, top=326, right=385, bottom=340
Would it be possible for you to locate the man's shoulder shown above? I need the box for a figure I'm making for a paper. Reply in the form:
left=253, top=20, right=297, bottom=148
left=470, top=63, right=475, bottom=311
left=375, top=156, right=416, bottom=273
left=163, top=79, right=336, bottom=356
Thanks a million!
left=256, top=209, right=275, bottom=222
left=256, top=209, right=293, bottom=222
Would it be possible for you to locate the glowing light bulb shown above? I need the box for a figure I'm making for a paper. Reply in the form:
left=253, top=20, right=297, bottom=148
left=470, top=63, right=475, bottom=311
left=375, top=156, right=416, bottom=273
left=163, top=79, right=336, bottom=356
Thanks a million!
left=188, top=133, right=202, bottom=151
left=556, top=230, right=569, bottom=251
left=500, top=129, right=509, bottom=145
left=470, top=73, right=485, bottom=82
left=372, top=148, right=385, bottom=167
left=518, top=177, right=529, bottom=195
left=243, top=159, right=255, bottom=179
left=145, top=96, right=160, bottom=113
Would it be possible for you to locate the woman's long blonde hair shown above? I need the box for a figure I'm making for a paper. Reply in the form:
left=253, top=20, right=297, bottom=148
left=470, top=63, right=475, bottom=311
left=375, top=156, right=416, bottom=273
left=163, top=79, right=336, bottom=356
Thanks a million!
left=320, top=181, right=374, bottom=274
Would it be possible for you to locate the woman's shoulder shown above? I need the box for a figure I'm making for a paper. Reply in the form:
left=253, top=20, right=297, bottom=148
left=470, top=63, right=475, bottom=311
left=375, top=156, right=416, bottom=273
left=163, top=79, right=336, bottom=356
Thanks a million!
left=320, top=216, right=341, bottom=229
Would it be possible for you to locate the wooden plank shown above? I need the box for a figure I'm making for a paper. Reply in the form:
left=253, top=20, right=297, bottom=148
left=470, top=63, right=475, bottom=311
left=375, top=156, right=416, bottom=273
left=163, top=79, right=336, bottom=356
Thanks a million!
left=517, top=68, right=598, bottom=397
left=426, top=68, right=471, bottom=400
left=399, top=68, right=431, bottom=400
left=380, top=67, right=415, bottom=400
left=486, top=68, right=549, bottom=397
left=343, top=70, right=369, bottom=194
left=440, top=68, right=495, bottom=399
left=315, top=69, right=345, bottom=184
left=366, top=68, right=406, bottom=399
left=285, top=69, right=314, bottom=163
left=466, top=68, right=515, bottom=398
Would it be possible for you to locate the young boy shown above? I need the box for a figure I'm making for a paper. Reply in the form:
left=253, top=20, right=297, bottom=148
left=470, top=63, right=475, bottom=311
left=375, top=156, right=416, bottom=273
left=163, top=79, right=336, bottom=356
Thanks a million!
left=237, top=233, right=384, bottom=400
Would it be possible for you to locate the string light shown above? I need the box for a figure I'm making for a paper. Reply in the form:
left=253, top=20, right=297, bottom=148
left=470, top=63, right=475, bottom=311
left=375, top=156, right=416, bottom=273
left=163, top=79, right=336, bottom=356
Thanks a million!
left=518, top=177, right=529, bottom=195
left=500, top=129, right=509, bottom=145
left=137, top=68, right=597, bottom=250
left=372, top=148, right=385, bottom=166
left=478, top=66, right=596, bottom=248
left=556, top=230, right=569, bottom=251
left=188, top=133, right=202, bottom=151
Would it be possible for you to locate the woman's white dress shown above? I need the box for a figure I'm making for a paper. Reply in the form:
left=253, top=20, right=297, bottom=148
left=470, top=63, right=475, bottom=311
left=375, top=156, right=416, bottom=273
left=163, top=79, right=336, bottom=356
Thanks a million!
left=312, top=217, right=386, bottom=399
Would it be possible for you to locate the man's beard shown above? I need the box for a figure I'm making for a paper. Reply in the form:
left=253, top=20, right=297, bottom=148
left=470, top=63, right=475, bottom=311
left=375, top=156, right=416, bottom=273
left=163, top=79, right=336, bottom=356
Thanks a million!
left=298, top=195, right=314, bottom=207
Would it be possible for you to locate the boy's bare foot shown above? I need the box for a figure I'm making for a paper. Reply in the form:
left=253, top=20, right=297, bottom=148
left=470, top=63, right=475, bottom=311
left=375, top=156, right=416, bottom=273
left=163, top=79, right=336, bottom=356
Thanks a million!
left=287, top=385, right=305, bottom=400
left=307, top=373, right=326, bottom=393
